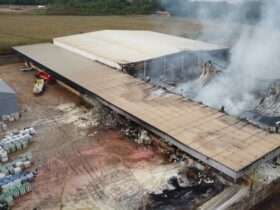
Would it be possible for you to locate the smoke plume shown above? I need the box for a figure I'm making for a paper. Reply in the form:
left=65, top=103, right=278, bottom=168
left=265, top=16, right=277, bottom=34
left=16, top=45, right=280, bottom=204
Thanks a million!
left=164, top=0, right=280, bottom=116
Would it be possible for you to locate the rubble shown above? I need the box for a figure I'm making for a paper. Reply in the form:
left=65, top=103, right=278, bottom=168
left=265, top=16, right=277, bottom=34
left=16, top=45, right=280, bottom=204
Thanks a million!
left=121, top=124, right=153, bottom=145
left=141, top=167, right=225, bottom=210
left=56, top=103, right=100, bottom=129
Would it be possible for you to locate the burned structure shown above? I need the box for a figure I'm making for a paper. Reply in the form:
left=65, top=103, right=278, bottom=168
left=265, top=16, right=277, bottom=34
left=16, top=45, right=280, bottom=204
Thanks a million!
left=53, top=30, right=228, bottom=86
left=13, top=30, right=280, bottom=181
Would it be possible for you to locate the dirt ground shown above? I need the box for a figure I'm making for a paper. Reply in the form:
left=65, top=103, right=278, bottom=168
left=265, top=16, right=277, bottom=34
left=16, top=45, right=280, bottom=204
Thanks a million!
left=2, top=62, right=277, bottom=210
left=251, top=193, right=280, bottom=210
left=0, top=63, right=183, bottom=210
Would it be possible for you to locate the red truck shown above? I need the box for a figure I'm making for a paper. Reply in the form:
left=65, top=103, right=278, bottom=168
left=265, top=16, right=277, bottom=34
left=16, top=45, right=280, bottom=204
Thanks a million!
left=35, top=71, right=55, bottom=83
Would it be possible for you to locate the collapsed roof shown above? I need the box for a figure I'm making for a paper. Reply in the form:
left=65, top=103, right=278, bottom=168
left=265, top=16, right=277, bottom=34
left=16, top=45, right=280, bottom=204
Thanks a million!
left=14, top=43, right=280, bottom=179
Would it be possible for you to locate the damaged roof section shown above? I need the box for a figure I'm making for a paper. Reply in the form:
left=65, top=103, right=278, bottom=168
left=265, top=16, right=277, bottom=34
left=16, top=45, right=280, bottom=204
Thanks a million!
left=14, top=43, right=280, bottom=179
left=53, top=30, right=227, bottom=69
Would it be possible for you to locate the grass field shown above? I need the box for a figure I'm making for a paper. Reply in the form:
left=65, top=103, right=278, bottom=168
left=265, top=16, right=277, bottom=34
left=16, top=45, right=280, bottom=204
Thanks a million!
left=0, top=14, right=205, bottom=54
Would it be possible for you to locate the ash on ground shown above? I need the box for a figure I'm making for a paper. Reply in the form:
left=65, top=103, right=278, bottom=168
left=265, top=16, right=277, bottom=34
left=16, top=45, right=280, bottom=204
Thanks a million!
left=140, top=167, right=225, bottom=210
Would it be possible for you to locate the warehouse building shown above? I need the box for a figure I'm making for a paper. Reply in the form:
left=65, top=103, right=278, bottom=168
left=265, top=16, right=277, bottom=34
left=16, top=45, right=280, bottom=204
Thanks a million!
left=0, top=79, right=18, bottom=118
left=14, top=30, right=280, bottom=180
left=54, top=30, right=228, bottom=84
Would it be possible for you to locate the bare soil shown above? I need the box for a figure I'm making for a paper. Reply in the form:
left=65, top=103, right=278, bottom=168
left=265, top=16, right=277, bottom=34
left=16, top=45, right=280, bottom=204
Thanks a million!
left=0, top=63, right=183, bottom=210
left=250, top=193, right=280, bottom=210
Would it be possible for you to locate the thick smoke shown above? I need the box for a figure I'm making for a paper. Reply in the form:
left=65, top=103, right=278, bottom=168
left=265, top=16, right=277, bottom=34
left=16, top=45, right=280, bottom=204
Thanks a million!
left=163, top=0, right=280, bottom=116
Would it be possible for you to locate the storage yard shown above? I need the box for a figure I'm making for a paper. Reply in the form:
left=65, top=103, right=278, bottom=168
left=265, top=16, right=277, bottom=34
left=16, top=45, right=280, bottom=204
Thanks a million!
left=0, top=63, right=187, bottom=210
left=0, top=27, right=277, bottom=210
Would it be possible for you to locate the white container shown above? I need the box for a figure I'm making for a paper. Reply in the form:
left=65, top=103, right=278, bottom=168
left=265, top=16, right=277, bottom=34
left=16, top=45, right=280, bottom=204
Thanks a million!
left=23, top=161, right=31, bottom=168
left=13, top=167, right=22, bottom=174
left=1, top=156, right=8, bottom=162
left=15, top=161, right=23, bottom=167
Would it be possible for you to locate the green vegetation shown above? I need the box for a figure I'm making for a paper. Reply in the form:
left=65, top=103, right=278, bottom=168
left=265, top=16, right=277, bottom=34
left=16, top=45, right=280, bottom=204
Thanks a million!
left=0, top=0, right=46, bottom=4
left=0, top=15, right=202, bottom=54
left=47, top=0, right=159, bottom=15
left=0, top=0, right=160, bottom=15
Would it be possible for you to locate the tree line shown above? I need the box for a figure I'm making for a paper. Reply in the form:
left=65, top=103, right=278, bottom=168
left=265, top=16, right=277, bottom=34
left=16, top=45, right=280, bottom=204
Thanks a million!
left=0, top=0, right=264, bottom=20
left=0, top=0, right=159, bottom=15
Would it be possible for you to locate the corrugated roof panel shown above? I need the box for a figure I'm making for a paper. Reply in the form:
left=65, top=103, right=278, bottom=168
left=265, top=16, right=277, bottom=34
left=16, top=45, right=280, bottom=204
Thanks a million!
left=53, top=30, right=228, bottom=69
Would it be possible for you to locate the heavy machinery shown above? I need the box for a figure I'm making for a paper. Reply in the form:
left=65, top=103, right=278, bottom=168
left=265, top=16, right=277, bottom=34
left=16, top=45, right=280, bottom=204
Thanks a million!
left=35, top=71, right=55, bottom=83
left=33, top=71, right=55, bottom=95
left=21, top=61, right=55, bottom=95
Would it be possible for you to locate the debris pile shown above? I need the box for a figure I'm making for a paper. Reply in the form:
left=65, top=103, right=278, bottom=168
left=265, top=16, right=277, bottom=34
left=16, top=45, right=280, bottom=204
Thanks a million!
left=122, top=124, right=152, bottom=145
left=141, top=167, right=225, bottom=210
left=56, top=103, right=100, bottom=129
left=243, top=80, right=280, bottom=132
left=168, top=149, right=189, bottom=163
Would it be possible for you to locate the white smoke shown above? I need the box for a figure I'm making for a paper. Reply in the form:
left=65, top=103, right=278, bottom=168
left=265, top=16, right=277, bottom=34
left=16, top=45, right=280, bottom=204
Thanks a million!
left=164, top=0, right=280, bottom=116
left=195, top=0, right=280, bottom=116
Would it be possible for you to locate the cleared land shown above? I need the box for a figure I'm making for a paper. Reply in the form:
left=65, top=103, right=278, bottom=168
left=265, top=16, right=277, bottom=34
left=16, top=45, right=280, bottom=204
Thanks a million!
left=0, top=14, right=205, bottom=54
left=0, top=63, right=184, bottom=210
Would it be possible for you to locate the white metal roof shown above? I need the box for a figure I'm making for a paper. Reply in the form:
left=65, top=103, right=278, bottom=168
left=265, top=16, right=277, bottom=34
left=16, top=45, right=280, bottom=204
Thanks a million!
left=53, top=30, right=227, bottom=69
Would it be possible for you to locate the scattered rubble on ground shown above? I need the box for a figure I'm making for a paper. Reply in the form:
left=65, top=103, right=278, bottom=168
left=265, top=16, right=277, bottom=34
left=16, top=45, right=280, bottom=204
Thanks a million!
left=121, top=125, right=153, bottom=145
left=141, top=166, right=225, bottom=210
left=56, top=103, right=100, bottom=129
left=3, top=63, right=280, bottom=210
